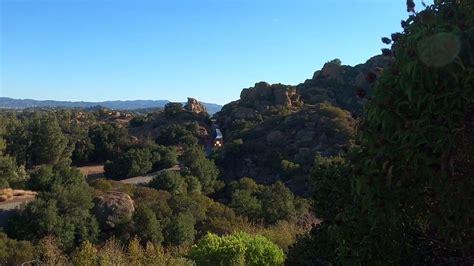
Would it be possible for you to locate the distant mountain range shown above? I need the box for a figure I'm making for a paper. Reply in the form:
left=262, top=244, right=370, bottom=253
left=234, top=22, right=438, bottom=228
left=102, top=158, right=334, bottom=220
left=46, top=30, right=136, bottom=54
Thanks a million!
left=0, top=97, right=222, bottom=114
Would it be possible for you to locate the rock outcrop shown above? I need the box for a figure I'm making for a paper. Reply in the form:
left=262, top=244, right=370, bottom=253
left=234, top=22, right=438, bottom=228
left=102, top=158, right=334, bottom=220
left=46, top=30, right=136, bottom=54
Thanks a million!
left=214, top=55, right=393, bottom=195
left=93, top=191, right=135, bottom=230
left=298, top=55, right=394, bottom=114
left=0, top=189, right=37, bottom=203
left=184, top=97, right=207, bottom=114
left=315, top=59, right=345, bottom=82
left=240, top=82, right=303, bottom=112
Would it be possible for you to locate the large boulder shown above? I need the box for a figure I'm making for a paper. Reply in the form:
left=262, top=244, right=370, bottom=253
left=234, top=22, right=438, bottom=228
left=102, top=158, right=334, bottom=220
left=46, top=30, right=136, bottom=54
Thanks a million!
left=93, top=191, right=135, bottom=230
left=184, top=97, right=207, bottom=114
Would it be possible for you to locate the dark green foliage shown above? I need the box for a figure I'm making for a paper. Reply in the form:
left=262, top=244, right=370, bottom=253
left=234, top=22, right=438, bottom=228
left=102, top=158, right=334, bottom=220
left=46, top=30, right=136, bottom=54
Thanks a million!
left=3, top=117, right=29, bottom=166
left=89, top=124, right=131, bottom=162
left=156, top=123, right=199, bottom=146
left=181, top=145, right=219, bottom=195
left=71, top=137, right=95, bottom=165
left=280, top=160, right=301, bottom=180
left=230, top=189, right=262, bottom=219
left=228, top=178, right=262, bottom=219
left=153, top=145, right=178, bottom=169
left=286, top=223, right=337, bottom=266
left=28, top=165, right=84, bottom=192
left=310, top=154, right=351, bottom=220
left=133, top=205, right=164, bottom=244
left=164, top=211, right=196, bottom=246
left=104, top=148, right=153, bottom=180
left=129, top=116, right=147, bottom=127
left=7, top=181, right=99, bottom=251
left=0, top=232, right=35, bottom=265
left=164, top=102, right=184, bottom=118
left=184, top=175, right=202, bottom=194
left=228, top=178, right=298, bottom=225
left=259, top=181, right=297, bottom=224
left=0, top=155, right=20, bottom=188
left=28, top=114, right=72, bottom=167
left=149, top=171, right=185, bottom=194
left=289, top=1, right=474, bottom=264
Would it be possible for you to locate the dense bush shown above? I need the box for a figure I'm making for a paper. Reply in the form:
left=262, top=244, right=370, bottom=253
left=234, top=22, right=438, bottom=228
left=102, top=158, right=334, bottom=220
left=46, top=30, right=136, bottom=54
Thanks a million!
left=310, top=154, right=351, bottom=221
left=7, top=181, right=99, bottom=251
left=181, top=145, right=219, bottom=195
left=289, top=1, right=474, bottom=264
left=0, top=233, right=35, bottom=264
left=89, top=124, right=131, bottom=162
left=228, top=178, right=299, bottom=225
left=149, top=171, right=185, bottom=194
left=189, top=232, right=285, bottom=266
left=104, top=148, right=153, bottom=180
left=133, top=205, right=164, bottom=244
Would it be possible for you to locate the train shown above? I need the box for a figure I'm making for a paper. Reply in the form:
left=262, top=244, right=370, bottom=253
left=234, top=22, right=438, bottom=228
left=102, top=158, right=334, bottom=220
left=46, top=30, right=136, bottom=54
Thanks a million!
left=213, top=128, right=224, bottom=148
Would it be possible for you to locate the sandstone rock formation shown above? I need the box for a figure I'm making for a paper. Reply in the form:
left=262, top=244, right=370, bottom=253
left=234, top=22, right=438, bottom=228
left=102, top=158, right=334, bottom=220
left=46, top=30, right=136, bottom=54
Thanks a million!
left=185, top=97, right=207, bottom=114
left=0, top=189, right=37, bottom=202
left=240, top=82, right=303, bottom=112
left=93, top=191, right=135, bottom=230
left=315, top=59, right=345, bottom=82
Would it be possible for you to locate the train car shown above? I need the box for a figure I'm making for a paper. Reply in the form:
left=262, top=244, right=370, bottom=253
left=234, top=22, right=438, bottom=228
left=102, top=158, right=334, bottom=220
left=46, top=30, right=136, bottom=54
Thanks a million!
left=213, top=128, right=224, bottom=147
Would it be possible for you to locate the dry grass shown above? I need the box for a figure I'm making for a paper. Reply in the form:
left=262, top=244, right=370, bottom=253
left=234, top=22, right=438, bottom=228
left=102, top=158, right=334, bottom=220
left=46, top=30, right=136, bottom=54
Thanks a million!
left=78, top=165, right=105, bottom=180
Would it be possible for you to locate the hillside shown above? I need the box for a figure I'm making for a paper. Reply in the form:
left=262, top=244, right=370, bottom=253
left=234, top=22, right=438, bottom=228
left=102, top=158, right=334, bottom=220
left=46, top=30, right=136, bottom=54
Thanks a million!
left=214, top=55, right=390, bottom=194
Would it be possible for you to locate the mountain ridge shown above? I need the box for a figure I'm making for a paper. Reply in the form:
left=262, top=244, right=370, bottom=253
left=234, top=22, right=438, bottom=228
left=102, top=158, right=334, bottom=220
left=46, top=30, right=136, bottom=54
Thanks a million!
left=0, top=97, right=222, bottom=114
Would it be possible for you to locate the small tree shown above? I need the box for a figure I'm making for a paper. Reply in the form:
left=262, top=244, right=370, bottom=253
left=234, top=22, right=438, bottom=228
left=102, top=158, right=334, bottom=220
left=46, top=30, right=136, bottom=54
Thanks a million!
left=164, top=211, right=196, bottom=246
left=127, top=237, right=144, bottom=265
left=149, top=171, right=185, bottom=194
left=98, top=237, right=127, bottom=266
left=164, top=102, right=184, bottom=117
left=72, top=240, right=97, bottom=266
left=133, top=205, right=164, bottom=244
left=181, top=145, right=219, bottom=194
left=259, top=181, right=296, bottom=224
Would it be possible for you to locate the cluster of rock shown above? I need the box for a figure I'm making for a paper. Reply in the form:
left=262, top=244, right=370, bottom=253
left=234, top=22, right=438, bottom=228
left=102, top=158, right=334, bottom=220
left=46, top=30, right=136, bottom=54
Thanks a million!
left=216, top=82, right=305, bottom=134
left=0, top=189, right=37, bottom=202
left=310, top=56, right=393, bottom=87
left=240, top=82, right=303, bottom=112
left=215, top=55, right=392, bottom=195
left=93, top=191, right=135, bottom=230
left=184, top=97, right=207, bottom=114
left=219, top=104, right=355, bottom=188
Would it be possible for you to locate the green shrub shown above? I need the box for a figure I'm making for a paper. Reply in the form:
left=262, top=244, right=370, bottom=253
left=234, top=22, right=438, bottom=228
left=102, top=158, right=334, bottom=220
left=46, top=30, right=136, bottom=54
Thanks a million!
left=149, top=171, right=185, bottom=194
left=0, top=232, right=35, bottom=265
left=189, top=232, right=285, bottom=266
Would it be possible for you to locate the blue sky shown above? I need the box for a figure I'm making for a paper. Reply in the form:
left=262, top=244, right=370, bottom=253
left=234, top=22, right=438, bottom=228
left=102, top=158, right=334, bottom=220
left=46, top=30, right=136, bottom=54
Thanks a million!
left=1, top=0, right=426, bottom=104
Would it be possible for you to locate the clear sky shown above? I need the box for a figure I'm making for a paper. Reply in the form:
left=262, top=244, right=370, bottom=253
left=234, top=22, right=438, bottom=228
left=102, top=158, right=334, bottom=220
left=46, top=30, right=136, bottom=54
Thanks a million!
left=0, top=0, right=426, bottom=105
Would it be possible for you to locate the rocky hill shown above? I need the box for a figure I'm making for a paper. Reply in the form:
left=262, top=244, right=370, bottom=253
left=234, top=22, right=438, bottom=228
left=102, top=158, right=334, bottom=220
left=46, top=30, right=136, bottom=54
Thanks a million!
left=215, top=55, right=392, bottom=194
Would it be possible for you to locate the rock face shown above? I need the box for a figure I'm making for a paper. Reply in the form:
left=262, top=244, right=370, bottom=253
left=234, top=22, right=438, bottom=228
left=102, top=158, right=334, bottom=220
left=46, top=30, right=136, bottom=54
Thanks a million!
left=216, top=82, right=304, bottom=139
left=315, top=59, right=345, bottom=82
left=240, top=82, right=303, bottom=112
left=93, top=191, right=135, bottom=230
left=184, top=97, right=207, bottom=114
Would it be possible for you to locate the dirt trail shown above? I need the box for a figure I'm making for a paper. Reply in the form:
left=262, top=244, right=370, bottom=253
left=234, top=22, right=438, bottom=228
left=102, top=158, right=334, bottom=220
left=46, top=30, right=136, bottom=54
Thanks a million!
left=120, top=165, right=181, bottom=185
